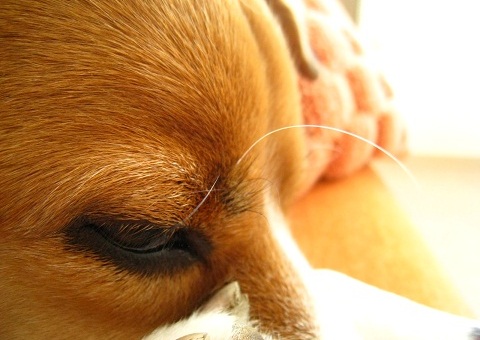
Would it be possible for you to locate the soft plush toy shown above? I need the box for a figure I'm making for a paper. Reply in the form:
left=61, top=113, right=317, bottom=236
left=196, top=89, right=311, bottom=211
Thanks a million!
left=295, top=0, right=407, bottom=192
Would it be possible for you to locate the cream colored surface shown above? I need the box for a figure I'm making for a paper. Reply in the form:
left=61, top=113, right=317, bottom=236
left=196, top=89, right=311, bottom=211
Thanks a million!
left=373, top=156, right=480, bottom=317
left=289, top=165, right=472, bottom=317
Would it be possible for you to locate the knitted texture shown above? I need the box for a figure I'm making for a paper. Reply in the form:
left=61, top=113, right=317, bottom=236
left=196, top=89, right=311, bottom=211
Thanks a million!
left=299, top=0, right=407, bottom=190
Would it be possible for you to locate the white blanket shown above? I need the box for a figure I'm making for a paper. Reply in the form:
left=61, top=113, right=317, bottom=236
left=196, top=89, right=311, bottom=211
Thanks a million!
left=146, top=269, right=480, bottom=340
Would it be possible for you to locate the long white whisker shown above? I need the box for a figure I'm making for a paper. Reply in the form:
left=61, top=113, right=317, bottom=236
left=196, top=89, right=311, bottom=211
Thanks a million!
left=237, top=124, right=418, bottom=187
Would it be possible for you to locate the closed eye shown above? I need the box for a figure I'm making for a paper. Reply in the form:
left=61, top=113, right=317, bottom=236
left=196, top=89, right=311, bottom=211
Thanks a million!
left=94, top=224, right=184, bottom=254
left=64, top=218, right=212, bottom=276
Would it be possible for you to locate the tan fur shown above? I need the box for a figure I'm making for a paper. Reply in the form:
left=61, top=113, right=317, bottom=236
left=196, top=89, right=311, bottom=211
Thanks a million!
left=0, top=0, right=318, bottom=338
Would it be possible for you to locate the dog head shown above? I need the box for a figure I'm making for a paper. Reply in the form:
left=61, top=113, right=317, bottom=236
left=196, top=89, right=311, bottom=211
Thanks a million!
left=0, top=0, right=319, bottom=338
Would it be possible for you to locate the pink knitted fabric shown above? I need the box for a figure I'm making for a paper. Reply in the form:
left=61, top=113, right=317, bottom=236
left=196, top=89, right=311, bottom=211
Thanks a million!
left=298, top=0, right=407, bottom=191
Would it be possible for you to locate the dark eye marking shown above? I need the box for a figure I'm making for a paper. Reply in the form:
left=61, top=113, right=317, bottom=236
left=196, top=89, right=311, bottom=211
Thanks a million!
left=64, top=217, right=212, bottom=276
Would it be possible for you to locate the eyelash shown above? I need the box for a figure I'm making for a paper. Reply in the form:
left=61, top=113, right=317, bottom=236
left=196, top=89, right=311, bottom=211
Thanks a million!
left=64, top=218, right=211, bottom=276
left=93, top=224, right=180, bottom=254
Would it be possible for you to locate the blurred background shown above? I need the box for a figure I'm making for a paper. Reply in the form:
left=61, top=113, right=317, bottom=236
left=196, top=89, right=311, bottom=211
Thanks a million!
left=340, top=0, right=480, bottom=316
left=342, top=0, right=480, bottom=158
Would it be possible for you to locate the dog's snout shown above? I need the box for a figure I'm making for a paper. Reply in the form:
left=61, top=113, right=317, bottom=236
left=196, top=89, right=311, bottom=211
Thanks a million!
left=231, top=232, right=320, bottom=339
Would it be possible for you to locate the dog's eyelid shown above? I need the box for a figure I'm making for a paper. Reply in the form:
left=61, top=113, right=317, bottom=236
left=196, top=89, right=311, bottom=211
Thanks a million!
left=93, top=222, right=177, bottom=254
left=64, top=216, right=211, bottom=276
left=100, top=220, right=174, bottom=233
left=72, top=216, right=181, bottom=233
left=78, top=217, right=186, bottom=250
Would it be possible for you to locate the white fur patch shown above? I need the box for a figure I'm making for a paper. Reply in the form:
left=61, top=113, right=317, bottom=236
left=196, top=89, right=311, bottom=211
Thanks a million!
left=264, top=194, right=312, bottom=279
left=144, top=311, right=236, bottom=340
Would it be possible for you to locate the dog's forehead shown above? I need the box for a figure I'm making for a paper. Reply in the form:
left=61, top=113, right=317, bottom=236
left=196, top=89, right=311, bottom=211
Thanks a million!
left=1, top=0, right=275, bottom=234
left=121, top=1, right=268, bottom=156
left=3, top=0, right=273, bottom=167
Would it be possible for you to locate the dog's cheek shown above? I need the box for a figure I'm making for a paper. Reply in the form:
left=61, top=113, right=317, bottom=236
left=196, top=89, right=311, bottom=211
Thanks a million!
left=0, top=236, right=218, bottom=339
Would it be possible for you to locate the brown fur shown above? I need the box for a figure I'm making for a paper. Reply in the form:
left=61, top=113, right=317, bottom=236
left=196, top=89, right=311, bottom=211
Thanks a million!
left=0, top=0, right=319, bottom=338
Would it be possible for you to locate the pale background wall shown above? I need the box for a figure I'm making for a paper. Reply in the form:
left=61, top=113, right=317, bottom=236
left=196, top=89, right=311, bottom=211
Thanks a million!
left=357, top=0, right=480, bottom=158
left=339, top=0, right=480, bottom=315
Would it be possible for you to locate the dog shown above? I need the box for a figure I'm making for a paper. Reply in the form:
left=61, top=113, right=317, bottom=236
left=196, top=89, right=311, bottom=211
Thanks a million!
left=0, top=0, right=322, bottom=338
left=2, top=1, right=480, bottom=339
